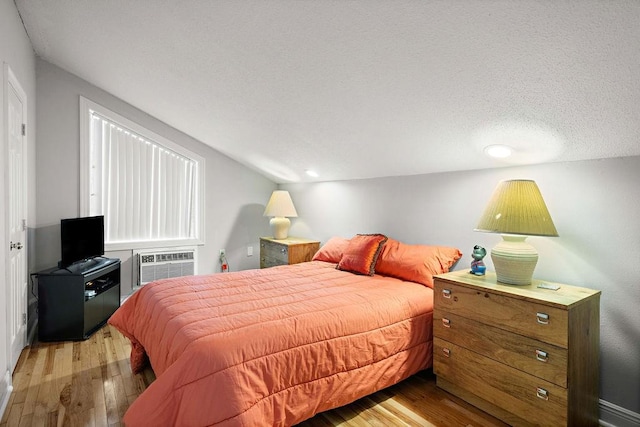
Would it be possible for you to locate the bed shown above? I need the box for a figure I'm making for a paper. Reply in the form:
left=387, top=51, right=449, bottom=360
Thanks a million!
left=109, top=235, right=461, bottom=426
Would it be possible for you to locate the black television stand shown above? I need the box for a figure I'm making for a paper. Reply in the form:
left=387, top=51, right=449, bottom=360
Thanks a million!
left=37, top=257, right=121, bottom=341
left=59, top=256, right=113, bottom=275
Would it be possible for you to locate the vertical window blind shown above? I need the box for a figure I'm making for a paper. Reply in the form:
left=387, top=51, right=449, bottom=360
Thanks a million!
left=88, top=112, right=200, bottom=244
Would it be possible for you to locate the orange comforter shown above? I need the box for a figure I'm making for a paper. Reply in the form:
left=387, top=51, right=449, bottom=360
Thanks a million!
left=109, top=261, right=434, bottom=426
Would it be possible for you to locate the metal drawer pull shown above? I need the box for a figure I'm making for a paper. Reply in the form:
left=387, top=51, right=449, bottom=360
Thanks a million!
left=536, top=312, right=549, bottom=324
left=442, top=289, right=452, bottom=298
left=536, top=349, right=549, bottom=362
left=442, top=318, right=451, bottom=328
left=442, top=347, right=451, bottom=358
left=536, top=387, right=549, bottom=401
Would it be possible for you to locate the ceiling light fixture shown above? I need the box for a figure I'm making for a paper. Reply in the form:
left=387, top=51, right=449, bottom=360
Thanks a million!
left=305, top=170, right=319, bottom=178
left=484, top=144, right=513, bottom=159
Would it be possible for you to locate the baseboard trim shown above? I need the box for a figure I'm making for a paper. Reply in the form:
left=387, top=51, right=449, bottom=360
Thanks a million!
left=0, top=370, right=13, bottom=421
left=600, top=399, right=640, bottom=427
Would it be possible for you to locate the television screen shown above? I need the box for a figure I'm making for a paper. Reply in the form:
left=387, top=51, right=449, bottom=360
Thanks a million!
left=60, top=215, right=105, bottom=267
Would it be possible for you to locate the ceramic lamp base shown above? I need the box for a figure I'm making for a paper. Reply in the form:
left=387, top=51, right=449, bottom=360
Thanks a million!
left=270, top=217, right=291, bottom=240
left=491, top=235, right=538, bottom=285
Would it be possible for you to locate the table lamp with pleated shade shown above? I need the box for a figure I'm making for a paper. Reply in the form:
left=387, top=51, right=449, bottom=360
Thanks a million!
left=475, top=179, right=558, bottom=285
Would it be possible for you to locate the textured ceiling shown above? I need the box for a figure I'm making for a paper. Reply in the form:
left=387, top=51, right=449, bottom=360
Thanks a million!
left=16, top=0, right=640, bottom=183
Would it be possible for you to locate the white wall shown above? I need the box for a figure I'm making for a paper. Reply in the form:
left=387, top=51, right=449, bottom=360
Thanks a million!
left=282, top=156, right=640, bottom=420
left=0, top=0, right=37, bottom=415
left=34, top=59, right=274, bottom=296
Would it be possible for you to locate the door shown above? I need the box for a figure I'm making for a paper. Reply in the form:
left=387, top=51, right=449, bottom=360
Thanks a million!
left=5, top=65, right=27, bottom=371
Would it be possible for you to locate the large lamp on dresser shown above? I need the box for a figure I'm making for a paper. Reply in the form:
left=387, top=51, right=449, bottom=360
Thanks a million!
left=263, top=190, right=298, bottom=239
left=475, top=179, right=558, bottom=285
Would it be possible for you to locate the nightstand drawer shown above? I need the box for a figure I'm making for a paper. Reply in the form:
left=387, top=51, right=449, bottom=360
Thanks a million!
left=261, top=241, right=289, bottom=262
left=434, top=338, right=568, bottom=426
left=434, top=281, right=569, bottom=348
left=259, top=237, right=320, bottom=268
left=260, top=256, right=280, bottom=268
left=434, top=310, right=568, bottom=387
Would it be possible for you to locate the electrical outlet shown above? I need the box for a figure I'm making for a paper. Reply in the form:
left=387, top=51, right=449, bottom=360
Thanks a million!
left=247, top=246, right=253, bottom=256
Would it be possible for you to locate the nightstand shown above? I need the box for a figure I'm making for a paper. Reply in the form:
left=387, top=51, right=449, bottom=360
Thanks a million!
left=433, top=270, right=600, bottom=427
left=259, top=237, right=320, bottom=268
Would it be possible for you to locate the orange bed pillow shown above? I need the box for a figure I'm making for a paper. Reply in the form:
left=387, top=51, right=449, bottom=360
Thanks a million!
left=312, top=236, right=351, bottom=263
left=375, top=238, right=462, bottom=288
left=337, top=234, right=388, bottom=276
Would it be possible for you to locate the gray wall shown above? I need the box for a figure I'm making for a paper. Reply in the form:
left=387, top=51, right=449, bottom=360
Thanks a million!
left=1, top=0, right=37, bottom=404
left=34, top=59, right=274, bottom=296
left=282, top=156, right=640, bottom=420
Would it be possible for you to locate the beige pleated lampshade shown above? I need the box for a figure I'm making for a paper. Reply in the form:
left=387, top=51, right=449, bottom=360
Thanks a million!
left=475, top=180, right=558, bottom=237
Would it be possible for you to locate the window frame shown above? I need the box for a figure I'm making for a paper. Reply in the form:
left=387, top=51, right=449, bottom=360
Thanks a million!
left=79, top=96, right=205, bottom=251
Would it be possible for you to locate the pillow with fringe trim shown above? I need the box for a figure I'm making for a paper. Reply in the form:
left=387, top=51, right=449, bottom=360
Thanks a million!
left=337, top=234, right=388, bottom=276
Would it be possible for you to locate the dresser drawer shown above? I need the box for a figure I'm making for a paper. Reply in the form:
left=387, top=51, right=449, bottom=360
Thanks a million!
left=434, top=338, right=568, bottom=426
left=434, top=309, right=568, bottom=387
left=434, top=281, right=569, bottom=348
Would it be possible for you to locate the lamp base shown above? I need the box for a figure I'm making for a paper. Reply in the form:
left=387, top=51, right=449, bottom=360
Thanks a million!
left=491, top=235, right=538, bottom=285
left=270, top=217, right=291, bottom=240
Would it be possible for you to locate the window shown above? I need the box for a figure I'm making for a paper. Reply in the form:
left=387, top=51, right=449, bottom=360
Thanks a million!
left=80, top=97, right=204, bottom=250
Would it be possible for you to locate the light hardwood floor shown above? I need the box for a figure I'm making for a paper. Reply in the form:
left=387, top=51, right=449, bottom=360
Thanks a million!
left=1, top=325, right=507, bottom=426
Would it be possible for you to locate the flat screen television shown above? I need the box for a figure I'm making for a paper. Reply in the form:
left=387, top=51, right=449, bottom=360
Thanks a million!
left=60, top=215, right=105, bottom=267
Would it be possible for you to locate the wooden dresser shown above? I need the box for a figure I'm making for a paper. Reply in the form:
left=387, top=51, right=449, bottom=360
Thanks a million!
left=259, top=237, right=320, bottom=268
left=433, top=270, right=600, bottom=427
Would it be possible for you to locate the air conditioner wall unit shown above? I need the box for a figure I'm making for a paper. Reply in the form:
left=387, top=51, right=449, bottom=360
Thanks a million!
left=136, top=247, right=197, bottom=286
